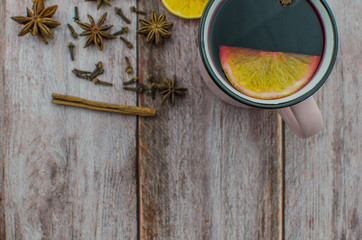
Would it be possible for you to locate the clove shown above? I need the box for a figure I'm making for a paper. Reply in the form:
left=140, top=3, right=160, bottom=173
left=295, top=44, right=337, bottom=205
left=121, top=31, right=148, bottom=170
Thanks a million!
left=67, top=24, right=78, bottom=39
left=130, top=6, right=147, bottom=15
left=68, top=42, right=75, bottom=61
left=125, top=56, right=133, bottom=74
left=113, top=26, right=129, bottom=36
left=120, top=37, right=133, bottom=49
left=73, top=68, right=91, bottom=74
left=139, top=83, right=153, bottom=96
left=115, top=7, right=131, bottom=24
left=92, top=78, right=113, bottom=86
left=72, top=61, right=112, bottom=86
left=146, top=74, right=157, bottom=99
left=123, top=77, right=139, bottom=86
left=88, top=61, right=104, bottom=80
left=123, top=86, right=144, bottom=93
left=73, top=6, right=80, bottom=22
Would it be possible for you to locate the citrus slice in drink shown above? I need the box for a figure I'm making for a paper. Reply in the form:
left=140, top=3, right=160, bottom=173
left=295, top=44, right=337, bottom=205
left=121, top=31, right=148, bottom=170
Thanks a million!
left=220, top=46, right=321, bottom=100
left=161, top=0, right=209, bottom=19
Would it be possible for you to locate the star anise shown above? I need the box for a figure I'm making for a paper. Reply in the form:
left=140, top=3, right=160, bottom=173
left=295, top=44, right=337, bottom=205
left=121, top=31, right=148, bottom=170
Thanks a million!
left=76, top=13, right=117, bottom=51
left=137, top=11, right=173, bottom=45
left=85, top=0, right=112, bottom=10
left=32, top=0, right=44, bottom=10
left=152, top=75, right=187, bottom=106
left=10, top=0, right=61, bottom=45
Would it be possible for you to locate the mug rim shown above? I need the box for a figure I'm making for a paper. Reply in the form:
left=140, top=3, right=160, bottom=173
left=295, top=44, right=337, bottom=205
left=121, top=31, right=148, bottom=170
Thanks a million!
left=198, top=0, right=339, bottom=109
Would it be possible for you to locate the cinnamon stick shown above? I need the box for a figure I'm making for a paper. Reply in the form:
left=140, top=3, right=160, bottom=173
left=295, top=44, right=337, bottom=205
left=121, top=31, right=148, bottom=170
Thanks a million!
left=52, top=93, right=156, bottom=117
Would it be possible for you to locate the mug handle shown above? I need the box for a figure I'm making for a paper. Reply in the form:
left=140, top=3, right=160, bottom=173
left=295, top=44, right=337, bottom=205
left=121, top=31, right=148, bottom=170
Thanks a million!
left=276, top=97, right=323, bottom=138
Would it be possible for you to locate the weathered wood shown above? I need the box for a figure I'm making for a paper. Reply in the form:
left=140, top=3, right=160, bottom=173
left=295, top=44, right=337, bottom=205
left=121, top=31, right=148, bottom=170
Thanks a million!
left=0, top=0, right=7, bottom=239
left=284, top=0, right=362, bottom=239
left=3, top=0, right=359, bottom=239
left=1, top=0, right=138, bottom=239
left=137, top=1, right=283, bottom=239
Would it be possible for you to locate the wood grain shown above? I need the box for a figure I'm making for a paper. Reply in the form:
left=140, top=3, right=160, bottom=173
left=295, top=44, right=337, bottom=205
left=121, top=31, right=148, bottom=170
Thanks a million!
left=0, top=0, right=6, bottom=238
left=137, top=1, right=282, bottom=239
left=2, top=0, right=360, bottom=239
left=284, top=0, right=362, bottom=239
left=1, top=0, right=138, bottom=239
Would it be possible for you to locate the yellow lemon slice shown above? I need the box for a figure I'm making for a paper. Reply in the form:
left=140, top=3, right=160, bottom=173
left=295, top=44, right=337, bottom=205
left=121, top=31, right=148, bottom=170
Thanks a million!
left=161, top=0, right=209, bottom=19
left=220, top=46, right=321, bottom=100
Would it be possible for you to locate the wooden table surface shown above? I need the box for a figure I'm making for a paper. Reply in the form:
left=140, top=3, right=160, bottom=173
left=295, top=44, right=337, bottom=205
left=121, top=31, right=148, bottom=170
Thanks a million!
left=0, top=0, right=361, bottom=239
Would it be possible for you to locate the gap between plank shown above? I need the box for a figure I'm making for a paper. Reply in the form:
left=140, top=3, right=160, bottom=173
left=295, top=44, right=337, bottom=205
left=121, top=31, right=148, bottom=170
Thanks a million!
left=136, top=1, right=141, bottom=239
left=277, top=115, right=285, bottom=240
left=134, top=4, right=287, bottom=237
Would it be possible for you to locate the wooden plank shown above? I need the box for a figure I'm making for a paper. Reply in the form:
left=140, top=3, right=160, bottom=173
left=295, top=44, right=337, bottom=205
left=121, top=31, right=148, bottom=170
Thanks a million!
left=137, top=1, right=282, bottom=239
left=0, top=0, right=6, bottom=238
left=284, top=0, right=362, bottom=239
left=2, top=0, right=138, bottom=239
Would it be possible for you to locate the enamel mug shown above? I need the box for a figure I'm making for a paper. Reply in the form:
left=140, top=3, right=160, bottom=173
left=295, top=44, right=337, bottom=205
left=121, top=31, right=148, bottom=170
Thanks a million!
left=198, top=0, right=338, bottom=138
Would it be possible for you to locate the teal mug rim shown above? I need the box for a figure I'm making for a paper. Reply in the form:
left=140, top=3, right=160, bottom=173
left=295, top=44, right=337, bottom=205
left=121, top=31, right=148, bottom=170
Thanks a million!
left=198, top=0, right=339, bottom=109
